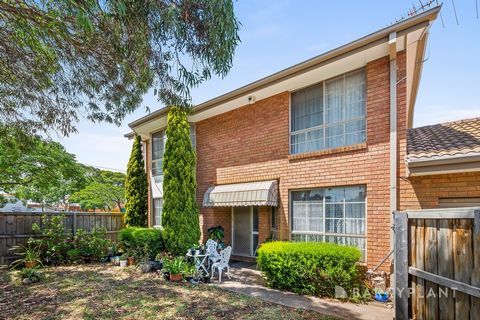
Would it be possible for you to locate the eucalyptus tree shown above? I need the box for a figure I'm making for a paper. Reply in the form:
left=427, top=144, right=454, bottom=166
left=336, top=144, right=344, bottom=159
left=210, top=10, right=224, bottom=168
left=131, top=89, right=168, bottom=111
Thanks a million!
left=0, top=0, right=240, bottom=136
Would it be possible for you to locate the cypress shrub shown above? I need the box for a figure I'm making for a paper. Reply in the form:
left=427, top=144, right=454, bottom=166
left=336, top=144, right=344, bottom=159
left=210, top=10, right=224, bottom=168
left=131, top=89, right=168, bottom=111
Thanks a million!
left=124, top=135, right=148, bottom=227
left=257, top=241, right=366, bottom=300
left=162, top=106, right=200, bottom=255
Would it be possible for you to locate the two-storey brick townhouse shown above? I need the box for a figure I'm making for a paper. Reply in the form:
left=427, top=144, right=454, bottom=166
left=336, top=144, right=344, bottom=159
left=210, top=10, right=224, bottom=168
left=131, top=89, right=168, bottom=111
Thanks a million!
left=125, top=7, right=478, bottom=270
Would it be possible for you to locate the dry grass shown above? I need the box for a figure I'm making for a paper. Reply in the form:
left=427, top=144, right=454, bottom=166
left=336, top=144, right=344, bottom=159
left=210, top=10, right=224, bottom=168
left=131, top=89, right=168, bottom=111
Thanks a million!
left=0, top=264, right=330, bottom=320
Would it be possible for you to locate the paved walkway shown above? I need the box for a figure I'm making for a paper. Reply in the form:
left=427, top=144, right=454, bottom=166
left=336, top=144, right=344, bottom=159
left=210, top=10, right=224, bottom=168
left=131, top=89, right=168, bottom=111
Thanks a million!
left=211, top=261, right=393, bottom=320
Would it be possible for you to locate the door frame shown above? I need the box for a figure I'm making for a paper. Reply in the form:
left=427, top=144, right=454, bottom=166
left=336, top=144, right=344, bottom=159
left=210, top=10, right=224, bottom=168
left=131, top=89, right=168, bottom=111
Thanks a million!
left=231, top=206, right=258, bottom=257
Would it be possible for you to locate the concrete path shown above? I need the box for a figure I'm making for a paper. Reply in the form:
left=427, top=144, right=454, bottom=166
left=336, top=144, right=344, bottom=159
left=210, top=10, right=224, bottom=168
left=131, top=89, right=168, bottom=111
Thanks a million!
left=211, top=261, right=393, bottom=320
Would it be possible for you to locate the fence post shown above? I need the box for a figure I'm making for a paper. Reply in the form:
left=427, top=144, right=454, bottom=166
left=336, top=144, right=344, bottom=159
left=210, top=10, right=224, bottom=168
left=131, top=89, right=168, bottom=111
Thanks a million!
left=73, top=212, right=77, bottom=236
left=394, top=211, right=408, bottom=320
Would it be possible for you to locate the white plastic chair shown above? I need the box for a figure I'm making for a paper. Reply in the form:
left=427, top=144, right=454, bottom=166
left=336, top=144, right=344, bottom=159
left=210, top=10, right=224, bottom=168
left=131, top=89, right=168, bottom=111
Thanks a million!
left=205, top=239, right=220, bottom=265
left=211, top=246, right=232, bottom=282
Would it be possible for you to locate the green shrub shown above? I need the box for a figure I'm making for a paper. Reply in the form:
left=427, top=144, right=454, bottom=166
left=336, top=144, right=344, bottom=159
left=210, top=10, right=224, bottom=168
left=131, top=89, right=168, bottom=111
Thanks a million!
left=162, top=106, right=200, bottom=255
left=125, top=134, right=148, bottom=227
left=257, top=241, right=366, bottom=300
left=17, top=267, right=44, bottom=284
left=119, top=227, right=163, bottom=260
left=74, top=227, right=110, bottom=261
left=31, top=214, right=73, bottom=265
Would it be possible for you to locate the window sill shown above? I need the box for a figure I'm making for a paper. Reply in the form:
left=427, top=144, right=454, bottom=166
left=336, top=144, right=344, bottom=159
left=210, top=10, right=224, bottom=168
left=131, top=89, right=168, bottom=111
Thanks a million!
left=288, top=143, right=367, bottom=161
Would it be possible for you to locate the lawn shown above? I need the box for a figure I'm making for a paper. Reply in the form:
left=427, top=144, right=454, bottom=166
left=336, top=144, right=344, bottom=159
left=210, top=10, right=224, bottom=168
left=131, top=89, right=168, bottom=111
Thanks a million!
left=0, top=264, right=328, bottom=320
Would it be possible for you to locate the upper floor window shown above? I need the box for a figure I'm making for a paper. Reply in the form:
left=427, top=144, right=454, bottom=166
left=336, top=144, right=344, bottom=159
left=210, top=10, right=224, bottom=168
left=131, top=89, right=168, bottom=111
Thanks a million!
left=151, top=124, right=196, bottom=183
left=151, top=130, right=166, bottom=183
left=290, top=69, right=366, bottom=154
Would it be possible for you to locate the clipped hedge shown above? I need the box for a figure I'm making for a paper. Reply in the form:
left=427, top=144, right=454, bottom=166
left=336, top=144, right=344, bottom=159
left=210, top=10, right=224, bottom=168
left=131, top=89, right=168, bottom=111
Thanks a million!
left=119, top=227, right=163, bottom=260
left=257, top=241, right=365, bottom=299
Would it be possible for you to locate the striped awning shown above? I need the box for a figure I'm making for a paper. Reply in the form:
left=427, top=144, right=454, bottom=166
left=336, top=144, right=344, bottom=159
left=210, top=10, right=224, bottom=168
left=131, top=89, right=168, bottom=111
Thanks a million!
left=203, top=180, right=278, bottom=207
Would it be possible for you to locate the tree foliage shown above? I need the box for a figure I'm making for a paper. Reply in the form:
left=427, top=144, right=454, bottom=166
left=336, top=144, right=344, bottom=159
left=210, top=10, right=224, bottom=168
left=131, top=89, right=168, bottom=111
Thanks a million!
left=70, top=170, right=126, bottom=211
left=0, top=125, right=86, bottom=210
left=0, top=125, right=125, bottom=211
left=162, top=106, right=199, bottom=255
left=0, top=0, right=240, bottom=135
left=124, top=135, right=148, bottom=227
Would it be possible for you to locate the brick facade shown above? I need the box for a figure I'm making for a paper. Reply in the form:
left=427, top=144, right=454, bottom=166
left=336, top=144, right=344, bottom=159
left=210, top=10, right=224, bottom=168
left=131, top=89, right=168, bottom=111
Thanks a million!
left=145, top=49, right=478, bottom=271
left=399, top=172, right=480, bottom=209
left=192, top=52, right=408, bottom=269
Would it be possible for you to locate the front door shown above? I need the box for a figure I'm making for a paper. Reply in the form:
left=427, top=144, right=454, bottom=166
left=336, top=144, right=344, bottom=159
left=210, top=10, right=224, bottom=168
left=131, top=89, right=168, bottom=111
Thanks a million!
left=232, top=207, right=259, bottom=256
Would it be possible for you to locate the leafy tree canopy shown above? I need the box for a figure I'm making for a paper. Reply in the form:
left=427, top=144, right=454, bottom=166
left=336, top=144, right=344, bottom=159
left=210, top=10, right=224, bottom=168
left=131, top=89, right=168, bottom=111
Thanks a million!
left=0, top=0, right=240, bottom=135
left=0, top=125, right=84, bottom=207
left=70, top=181, right=125, bottom=211
left=71, top=166, right=126, bottom=211
left=0, top=125, right=125, bottom=211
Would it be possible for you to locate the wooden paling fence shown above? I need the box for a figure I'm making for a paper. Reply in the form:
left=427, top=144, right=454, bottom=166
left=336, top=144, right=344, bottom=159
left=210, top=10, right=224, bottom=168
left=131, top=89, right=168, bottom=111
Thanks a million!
left=394, top=207, right=480, bottom=320
left=0, top=212, right=124, bottom=265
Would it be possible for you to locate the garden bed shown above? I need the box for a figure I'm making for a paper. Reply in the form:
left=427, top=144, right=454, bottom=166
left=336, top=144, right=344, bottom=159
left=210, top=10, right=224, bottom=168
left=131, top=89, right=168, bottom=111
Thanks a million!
left=0, top=264, right=328, bottom=320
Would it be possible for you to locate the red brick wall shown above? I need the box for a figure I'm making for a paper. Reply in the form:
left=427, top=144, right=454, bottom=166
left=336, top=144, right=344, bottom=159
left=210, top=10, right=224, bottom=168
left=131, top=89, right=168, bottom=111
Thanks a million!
left=399, top=172, right=480, bottom=209
left=193, top=52, right=408, bottom=270
left=259, top=207, right=271, bottom=244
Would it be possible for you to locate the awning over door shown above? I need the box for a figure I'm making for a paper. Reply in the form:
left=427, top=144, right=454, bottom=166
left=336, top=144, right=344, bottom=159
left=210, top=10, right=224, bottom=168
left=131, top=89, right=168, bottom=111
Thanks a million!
left=203, top=180, right=278, bottom=207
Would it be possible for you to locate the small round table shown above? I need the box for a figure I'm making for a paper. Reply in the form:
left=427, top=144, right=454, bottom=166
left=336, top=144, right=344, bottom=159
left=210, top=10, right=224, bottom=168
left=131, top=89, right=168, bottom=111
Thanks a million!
left=186, top=252, right=209, bottom=276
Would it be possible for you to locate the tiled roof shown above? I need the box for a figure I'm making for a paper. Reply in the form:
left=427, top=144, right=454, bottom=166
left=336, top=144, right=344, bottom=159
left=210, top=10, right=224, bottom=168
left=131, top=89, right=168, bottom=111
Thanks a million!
left=407, top=117, right=480, bottom=162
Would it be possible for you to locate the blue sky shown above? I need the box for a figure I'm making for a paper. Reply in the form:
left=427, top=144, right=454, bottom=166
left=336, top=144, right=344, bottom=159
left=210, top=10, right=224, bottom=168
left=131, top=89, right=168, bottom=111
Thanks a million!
left=56, top=1, right=480, bottom=172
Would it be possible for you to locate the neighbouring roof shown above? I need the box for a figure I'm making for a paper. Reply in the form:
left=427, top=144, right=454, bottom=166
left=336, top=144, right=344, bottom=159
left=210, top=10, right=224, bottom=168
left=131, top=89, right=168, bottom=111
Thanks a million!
left=203, top=180, right=278, bottom=207
left=407, top=117, right=480, bottom=163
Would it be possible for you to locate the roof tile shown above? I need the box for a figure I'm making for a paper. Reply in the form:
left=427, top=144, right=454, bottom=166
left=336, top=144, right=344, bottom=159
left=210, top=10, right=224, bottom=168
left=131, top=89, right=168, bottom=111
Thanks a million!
left=407, top=117, right=480, bottom=161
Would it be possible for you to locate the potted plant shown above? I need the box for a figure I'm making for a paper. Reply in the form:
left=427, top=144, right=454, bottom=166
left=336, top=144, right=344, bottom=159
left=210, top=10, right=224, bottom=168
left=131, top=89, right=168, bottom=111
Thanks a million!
left=138, top=243, right=152, bottom=273
left=188, top=244, right=197, bottom=256
left=207, top=225, right=225, bottom=249
left=9, top=243, right=43, bottom=269
left=126, top=248, right=136, bottom=266
left=119, top=254, right=128, bottom=267
left=163, top=257, right=185, bottom=282
left=183, top=263, right=197, bottom=282
left=109, top=243, right=121, bottom=265
left=151, top=253, right=163, bottom=272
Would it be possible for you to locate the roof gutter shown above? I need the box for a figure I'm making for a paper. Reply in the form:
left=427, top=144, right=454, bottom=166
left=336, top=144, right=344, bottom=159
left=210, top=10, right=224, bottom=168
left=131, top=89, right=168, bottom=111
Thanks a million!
left=128, top=6, right=440, bottom=130
left=407, top=153, right=480, bottom=176
left=407, top=152, right=480, bottom=167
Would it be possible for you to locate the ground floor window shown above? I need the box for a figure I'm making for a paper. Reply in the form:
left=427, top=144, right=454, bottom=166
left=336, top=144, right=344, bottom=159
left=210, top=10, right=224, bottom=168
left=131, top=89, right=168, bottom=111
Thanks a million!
left=153, top=198, right=163, bottom=227
left=290, top=185, right=366, bottom=258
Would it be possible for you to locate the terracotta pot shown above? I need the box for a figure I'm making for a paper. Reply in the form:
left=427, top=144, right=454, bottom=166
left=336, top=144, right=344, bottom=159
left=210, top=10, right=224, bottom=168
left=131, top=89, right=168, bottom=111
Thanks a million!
left=127, top=257, right=135, bottom=266
left=25, top=261, right=38, bottom=269
left=170, top=274, right=183, bottom=282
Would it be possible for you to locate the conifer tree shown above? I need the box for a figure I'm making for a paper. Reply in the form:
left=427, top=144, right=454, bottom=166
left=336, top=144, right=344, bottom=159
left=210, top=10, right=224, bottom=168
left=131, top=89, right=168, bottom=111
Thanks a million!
left=124, top=135, right=148, bottom=227
left=162, top=106, right=200, bottom=255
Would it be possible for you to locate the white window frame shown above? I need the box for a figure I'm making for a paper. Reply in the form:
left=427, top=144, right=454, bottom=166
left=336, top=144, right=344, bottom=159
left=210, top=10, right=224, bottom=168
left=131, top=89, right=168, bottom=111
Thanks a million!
left=152, top=198, right=163, bottom=228
left=151, top=129, right=166, bottom=182
left=289, top=68, right=366, bottom=155
left=150, top=123, right=196, bottom=182
left=289, top=186, right=367, bottom=259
